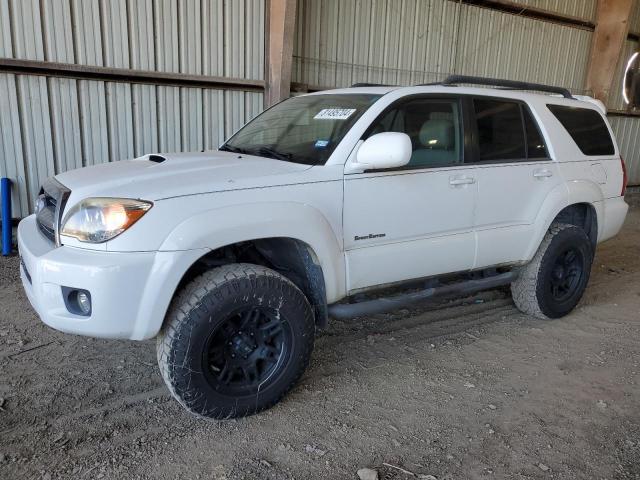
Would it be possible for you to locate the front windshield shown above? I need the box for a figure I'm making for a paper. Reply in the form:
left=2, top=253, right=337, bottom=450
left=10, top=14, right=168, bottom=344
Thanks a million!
left=221, top=93, right=382, bottom=165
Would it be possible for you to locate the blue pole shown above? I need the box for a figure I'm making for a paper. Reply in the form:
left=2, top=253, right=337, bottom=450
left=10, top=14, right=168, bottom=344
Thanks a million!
left=1, top=178, right=12, bottom=256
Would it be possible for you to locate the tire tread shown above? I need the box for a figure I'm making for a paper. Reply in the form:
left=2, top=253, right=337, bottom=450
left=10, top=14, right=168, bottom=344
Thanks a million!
left=156, top=263, right=314, bottom=419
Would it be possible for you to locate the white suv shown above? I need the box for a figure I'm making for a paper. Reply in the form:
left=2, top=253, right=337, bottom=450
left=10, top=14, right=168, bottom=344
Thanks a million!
left=17, top=76, right=629, bottom=419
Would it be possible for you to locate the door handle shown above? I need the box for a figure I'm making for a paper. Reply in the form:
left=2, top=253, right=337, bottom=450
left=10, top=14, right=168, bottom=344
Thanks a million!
left=449, top=177, right=476, bottom=186
left=533, top=169, right=553, bottom=178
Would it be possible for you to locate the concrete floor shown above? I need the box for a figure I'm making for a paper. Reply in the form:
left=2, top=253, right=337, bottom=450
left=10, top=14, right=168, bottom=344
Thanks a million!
left=0, top=209, right=639, bottom=480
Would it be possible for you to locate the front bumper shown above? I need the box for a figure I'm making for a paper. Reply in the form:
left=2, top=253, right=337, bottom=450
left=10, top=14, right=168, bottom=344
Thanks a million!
left=17, top=215, right=207, bottom=340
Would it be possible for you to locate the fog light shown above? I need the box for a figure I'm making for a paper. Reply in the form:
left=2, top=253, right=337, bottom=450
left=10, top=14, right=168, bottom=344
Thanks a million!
left=61, top=287, right=92, bottom=316
left=77, top=291, right=91, bottom=315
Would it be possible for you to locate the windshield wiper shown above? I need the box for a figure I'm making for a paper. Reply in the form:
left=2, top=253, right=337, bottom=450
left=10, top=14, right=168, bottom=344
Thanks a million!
left=249, top=146, right=293, bottom=161
left=219, top=144, right=247, bottom=154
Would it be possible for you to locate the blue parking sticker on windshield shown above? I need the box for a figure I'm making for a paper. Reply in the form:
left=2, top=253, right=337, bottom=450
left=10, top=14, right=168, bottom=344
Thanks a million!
left=314, top=140, right=330, bottom=148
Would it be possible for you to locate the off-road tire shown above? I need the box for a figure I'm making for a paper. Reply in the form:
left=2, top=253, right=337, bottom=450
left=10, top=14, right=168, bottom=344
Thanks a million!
left=511, top=223, right=593, bottom=319
left=157, top=263, right=314, bottom=419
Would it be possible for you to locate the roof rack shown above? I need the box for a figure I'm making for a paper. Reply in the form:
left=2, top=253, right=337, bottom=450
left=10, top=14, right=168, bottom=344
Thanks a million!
left=350, top=82, right=394, bottom=87
left=423, top=75, right=574, bottom=99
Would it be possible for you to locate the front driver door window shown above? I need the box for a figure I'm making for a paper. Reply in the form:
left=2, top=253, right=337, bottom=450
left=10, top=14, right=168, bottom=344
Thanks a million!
left=342, top=96, right=478, bottom=292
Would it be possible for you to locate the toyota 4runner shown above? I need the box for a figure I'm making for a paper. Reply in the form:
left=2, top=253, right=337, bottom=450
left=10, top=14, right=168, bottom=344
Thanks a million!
left=17, top=76, right=629, bottom=419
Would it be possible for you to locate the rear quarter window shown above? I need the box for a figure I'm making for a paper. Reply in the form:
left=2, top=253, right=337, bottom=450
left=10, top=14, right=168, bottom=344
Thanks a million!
left=547, top=104, right=614, bottom=156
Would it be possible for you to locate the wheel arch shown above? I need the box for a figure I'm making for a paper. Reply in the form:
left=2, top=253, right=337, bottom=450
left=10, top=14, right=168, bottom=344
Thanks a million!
left=173, top=237, right=331, bottom=328
left=523, top=180, right=603, bottom=261
left=158, top=201, right=346, bottom=303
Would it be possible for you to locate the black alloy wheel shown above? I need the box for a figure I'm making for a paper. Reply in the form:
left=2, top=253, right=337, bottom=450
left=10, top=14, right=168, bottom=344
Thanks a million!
left=157, top=264, right=315, bottom=419
left=203, top=307, right=293, bottom=396
left=548, top=247, right=585, bottom=303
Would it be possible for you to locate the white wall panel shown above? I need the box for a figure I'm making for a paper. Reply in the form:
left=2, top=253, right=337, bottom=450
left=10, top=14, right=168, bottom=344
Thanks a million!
left=204, top=89, right=226, bottom=150
left=0, top=0, right=11, bottom=57
left=16, top=76, right=55, bottom=213
left=453, top=5, right=591, bottom=94
left=294, top=0, right=461, bottom=87
left=157, top=86, right=182, bottom=153
left=48, top=77, right=82, bottom=173
left=508, top=0, right=596, bottom=22
left=0, top=74, right=28, bottom=217
left=77, top=80, right=109, bottom=167
left=180, top=88, right=204, bottom=152
left=71, top=0, right=103, bottom=66
left=610, top=115, right=640, bottom=186
left=42, top=0, right=75, bottom=62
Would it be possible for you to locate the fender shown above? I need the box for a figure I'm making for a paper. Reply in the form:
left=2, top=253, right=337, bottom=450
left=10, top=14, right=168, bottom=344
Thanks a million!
left=158, top=201, right=346, bottom=303
left=566, top=179, right=605, bottom=242
left=522, top=179, right=603, bottom=261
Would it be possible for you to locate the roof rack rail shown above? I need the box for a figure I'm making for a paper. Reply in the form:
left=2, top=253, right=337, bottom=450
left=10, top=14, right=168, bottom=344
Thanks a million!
left=424, top=75, right=574, bottom=99
left=350, top=82, right=393, bottom=87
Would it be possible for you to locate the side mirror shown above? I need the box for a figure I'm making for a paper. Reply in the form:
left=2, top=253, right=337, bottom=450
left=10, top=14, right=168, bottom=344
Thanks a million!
left=352, top=132, right=412, bottom=172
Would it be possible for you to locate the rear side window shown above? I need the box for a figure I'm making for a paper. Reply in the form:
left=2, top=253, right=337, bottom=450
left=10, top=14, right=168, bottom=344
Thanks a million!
left=474, top=99, right=525, bottom=161
left=547, top=104, right=614, bottom=156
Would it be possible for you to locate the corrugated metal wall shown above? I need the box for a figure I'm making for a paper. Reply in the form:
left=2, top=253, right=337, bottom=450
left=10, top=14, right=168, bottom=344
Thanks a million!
left=3, top=0, right=640, bottom=221
left=507, top=0, right=596, bottom=22
left=610, top=115, right=640, bottom=185
left=293, top=0, right=640, bottom=185
left=293, top=0, right=591, bottom=93
left=0, top=0, right=265, bottom=218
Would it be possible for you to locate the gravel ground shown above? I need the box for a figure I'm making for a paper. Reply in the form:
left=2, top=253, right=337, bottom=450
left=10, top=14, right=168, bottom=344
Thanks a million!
left=0, top=209, right=639, bottom=480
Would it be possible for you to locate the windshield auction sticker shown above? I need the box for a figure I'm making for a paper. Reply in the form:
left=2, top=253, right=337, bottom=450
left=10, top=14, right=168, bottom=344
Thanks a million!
left=314, top=108, right=357, bottom=120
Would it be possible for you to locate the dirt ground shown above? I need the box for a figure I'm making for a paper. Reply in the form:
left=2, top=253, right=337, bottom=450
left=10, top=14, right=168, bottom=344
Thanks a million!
left=1, top=210, right=639, bottom=480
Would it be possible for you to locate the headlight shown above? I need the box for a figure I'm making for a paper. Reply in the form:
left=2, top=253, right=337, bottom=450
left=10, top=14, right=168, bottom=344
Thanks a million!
left=60, top=198, right=153, bottom=243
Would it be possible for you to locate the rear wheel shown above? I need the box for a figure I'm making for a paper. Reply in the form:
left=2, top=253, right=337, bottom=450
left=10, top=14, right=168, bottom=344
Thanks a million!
left=511, top=223, right=593, bottom=319
left=157, top=264, right=314, bottom=419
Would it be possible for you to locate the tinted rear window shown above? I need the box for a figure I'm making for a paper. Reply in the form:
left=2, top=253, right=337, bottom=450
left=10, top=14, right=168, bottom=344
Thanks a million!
left=547, top=104, right=614, bottom=156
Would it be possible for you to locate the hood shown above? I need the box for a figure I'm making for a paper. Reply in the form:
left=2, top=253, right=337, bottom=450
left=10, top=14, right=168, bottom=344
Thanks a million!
left=55, top=151, right=313, bottom=201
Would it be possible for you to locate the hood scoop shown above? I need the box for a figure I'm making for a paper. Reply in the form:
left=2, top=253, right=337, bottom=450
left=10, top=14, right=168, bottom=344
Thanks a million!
left=148, top=154, right=166, bottom=163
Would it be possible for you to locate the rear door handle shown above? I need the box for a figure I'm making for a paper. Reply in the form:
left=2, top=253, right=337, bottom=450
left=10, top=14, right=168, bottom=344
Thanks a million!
left=449, top=177, right=476, bottom=186
left=533, top=169, right=553, bottom=178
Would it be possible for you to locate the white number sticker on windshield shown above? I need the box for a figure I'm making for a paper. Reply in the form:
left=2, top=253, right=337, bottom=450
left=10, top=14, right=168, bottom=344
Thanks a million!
left=314, top=108, right=357, bottom=120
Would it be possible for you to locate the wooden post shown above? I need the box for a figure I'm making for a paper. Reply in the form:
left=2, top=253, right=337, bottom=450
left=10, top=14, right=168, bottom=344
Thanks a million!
left=265, top=0, right=297, bottom=107
left=586, top=0, right=634, bottom=103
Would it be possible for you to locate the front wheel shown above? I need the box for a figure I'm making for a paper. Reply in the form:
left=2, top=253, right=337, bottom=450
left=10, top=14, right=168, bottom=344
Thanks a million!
left=157, top=264, right=315, bottom=419
left=511, top=223, right=593, bottom=319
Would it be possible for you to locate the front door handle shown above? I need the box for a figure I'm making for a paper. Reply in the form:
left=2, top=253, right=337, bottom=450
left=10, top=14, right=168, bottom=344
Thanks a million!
left=533, top=169, right=553, bottom=178
left=449, top=177, right=476, bottom=186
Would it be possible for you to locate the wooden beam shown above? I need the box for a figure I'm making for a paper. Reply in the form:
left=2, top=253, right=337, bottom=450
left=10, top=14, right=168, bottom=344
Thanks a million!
left=586, top=0, right=634, bottom=104
left=265, top=0, right=297, bottom=106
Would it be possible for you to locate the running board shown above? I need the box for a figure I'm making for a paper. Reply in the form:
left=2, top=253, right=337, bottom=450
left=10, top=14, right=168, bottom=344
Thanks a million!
left=327, top=271, right=518, bottom=320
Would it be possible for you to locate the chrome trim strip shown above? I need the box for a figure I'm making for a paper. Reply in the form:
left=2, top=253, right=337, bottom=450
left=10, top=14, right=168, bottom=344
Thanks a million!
left=41, top=177, right=71, bottom=247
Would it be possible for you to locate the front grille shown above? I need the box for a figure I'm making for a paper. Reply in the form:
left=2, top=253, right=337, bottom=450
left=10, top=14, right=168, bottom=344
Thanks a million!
left=35, top=178, right=71, bottom=245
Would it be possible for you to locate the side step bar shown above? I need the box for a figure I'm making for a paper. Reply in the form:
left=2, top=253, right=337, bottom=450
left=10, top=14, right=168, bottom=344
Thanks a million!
left=327, top=271, right=518, bottom=320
